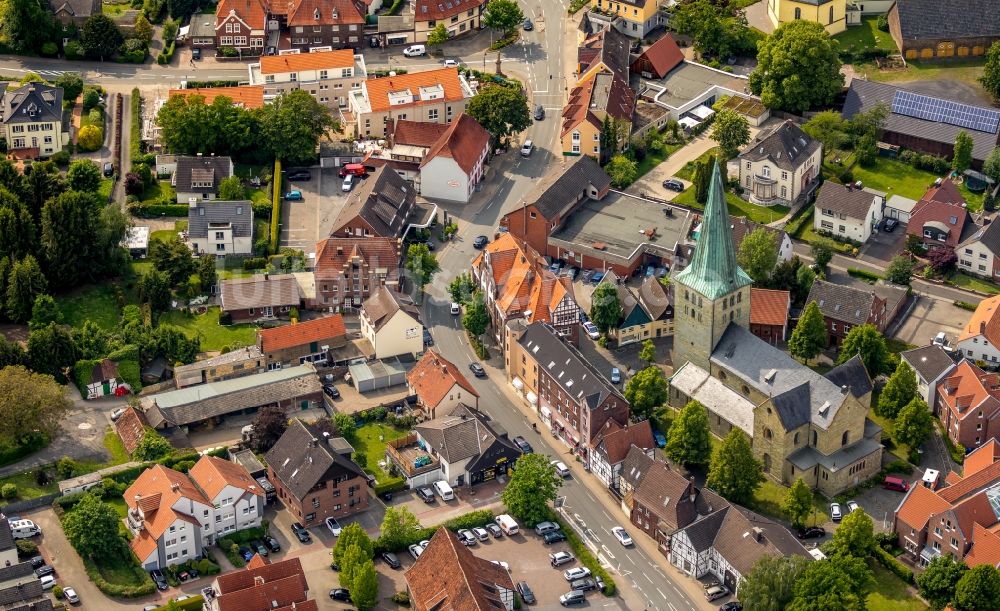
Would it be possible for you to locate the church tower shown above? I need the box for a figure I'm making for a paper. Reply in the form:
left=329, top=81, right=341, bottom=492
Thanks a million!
left=671, top=162, right=753, bottom=371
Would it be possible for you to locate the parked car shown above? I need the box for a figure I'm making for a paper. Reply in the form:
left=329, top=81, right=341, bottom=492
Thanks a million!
left=591, top=271, right=605, bottom=284
left=423, top=329, right=434, bottom=346
left=290, top=522, right=311, bottom=543
left=30, top=556, right=44, bottom=570
left=469, top=362, right=487, bottom=378
left=720, top=603, right=743, bottom=611
left=534, top=105, right=545, bottom=120
left=34, top=565, right=54, bottom=578
left=192, top=48, right=201, bottom=60
left=543, top=530, right=567, bottom=544
left=150, top=569, right=168, bottom=591
left=252, top=540, right=269, bottom=557
left=110, top=407, right=125, bottom=421
left=491, top=560, right=510, bottom=570
left=610, top=367, right=621, bottom=384
left=103, top=161, right=113, bottom=177
left=382, top=552, right=401, bottom=569
left=611, top=526, right=633, bottom=547
left=342, top=174, right=355, bottom=192
left=564, top=567, right=591, bottom=581
left=520, top=140, right=534, bottom=156
left=264, top=536, right=281, bottom=552
left=517, top=581, right=536, bottom=604
left=402, top=44, right=426, bottom=57
left=884, top=476, right=909, bottom=492
left=286, top=169, right=312, bottom=181
left=522, top=18, right=533, bottom=30
left=417, top=486, right=436, bottom=503
left=571, top=577, right=597, bottom=592
left=830, top=502, right=842, bottom=522
left=323, top=384, right=340, bottom=399
left=535, top=521, right=560, bottom=535
left=885, top=218, right=898, bottom=232
left=329, top=588, right=351, bottom=601
left=552, top=461, right=571, bottom=478
left=513, top=436, right=533, bottom=453
left=284, top=190, right=302, bottom=201
left=706, top=585, right=730, bottom=601
left=846, top=500, right=861, bottom=514
left=582, top=321, right=600, bottom=340
left=581, top=269, right=596, bottom=283
left=238, top=546, right=254, bottom=561
left=486, top=523, right=504, bottom=538
left=796, top=526, right=826, bottom=539
left=451, top=302, right=461, bottom=315
left=63, top=586, right=79, bottom=604
left=549, top=551, right=574, bottom=567
left=663, top=179, right=685, bottom=192
left=472, top=527, right=490, bottom=541
left=457, top=529, right=477, bottom=546
left=473, top=235, right=489, bottom=249
left=443, top=59, right=459, bottom=68
left=338, top=163, right=368, bottom=177
left=325, top=516, right=342, bottom=536
left=559, top=590, right=586, bottom=606
left=408, top=543, right=423, bottom=560
left=39, top=575, right=55, bottom=590
left=653, top=430, right=667, bottom=448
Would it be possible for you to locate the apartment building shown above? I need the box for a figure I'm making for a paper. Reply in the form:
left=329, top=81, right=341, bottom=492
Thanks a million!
left=346, top=67, right=475, bottom=138
left=249, top=48, right=367, bottom=108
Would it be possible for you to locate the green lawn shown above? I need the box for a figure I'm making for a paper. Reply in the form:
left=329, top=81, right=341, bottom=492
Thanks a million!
left=61, top=283, right=124, bottom=330
left=633, top=142, right=685, bottom=183
left=747, top=478, right=831, bottom=525
left=102, top=1, right=131, bottom=15
left=833, top=17, right=898, bottom=56
left=104, top=428, right=131, bottom=466
left=81, top=107, right=105, bottom=130
left=676, top=147, right=722, bottom=181
left=352, top=422, right=408, bottom=483
left=858, top=57, right=986, bottom=90
left=141, top=180, right=176, bottom=205
left=98, top=178, right=114, bottom=200
left=866, top=560, right=927, bottom=611
left=0, top=469, right=60, bottom=501
left=249, top=188, right=270, bottom=207
left=950, top=271, right=1000, bottom=295
left=158, top=306, right=257, bottom=352
left=675, top=188, right=790, bottom=224
left=849, top=158, right=941, bottom=201
left=886, top=338, right=917, bottom=353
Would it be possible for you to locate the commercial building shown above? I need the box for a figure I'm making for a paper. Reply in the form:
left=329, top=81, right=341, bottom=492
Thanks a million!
left=345, top=68, right=475, bottom=138
left=248, top=49, right=367, bottom=108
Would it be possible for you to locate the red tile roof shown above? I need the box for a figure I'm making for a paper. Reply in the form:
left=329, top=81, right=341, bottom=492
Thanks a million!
left=287, top=0, right=365, bottom=26
left=169, top=86, right=265, bottom=110
left=750, top=288, right=790, bottom=327
left=405, top=528, right=515, bottom=611
left=114, top=406, right=148, bottom=456
left=895, top=484, right=951, bottom=531
left=188, top=455, right=264, bottom=501
left=413, top=0, right=485, bottom=21
left=313, top=236, right=399, bottom=279
left=407, top=349, right=479, bottom=408
left=594, top=419, right=654, bottom=465
left=421, top=113, right=490, bottom=176
left=953, top=491, right=997, bottom=539
left=216, top=0, right=267, bottom=29
left=259, top=49, right=356, bottom=74
left=215, top=557, right=312, bottom=611
left=124, top=465, right=211, bottom=561
left=958, top=295, right=1000, bottom=347
left=631, top=34, right=684, bottom=78
left=966, top=523, right=1000, bottom=568
left=966, top=438, right=1000, bottom=477
left=937, top=360, right=1000, bottom=429
left=257, top=315, right=347, bottom=353
left=390, top=119, right=449, bottom=147
left=940, top=459, right=1000, bottom=503
left=363, top=68, right=466, bottom=113
left=906, top=184, right=973, bottom=248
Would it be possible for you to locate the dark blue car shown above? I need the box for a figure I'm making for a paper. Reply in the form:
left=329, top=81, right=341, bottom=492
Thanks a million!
left=654, top=431, right=666, bottom=448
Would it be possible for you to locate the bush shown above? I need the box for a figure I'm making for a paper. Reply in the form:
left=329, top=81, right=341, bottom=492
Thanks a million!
left=41, top=42, right=59, bottom=57
left=242, top=257, right=268, bottom=271
left=219, top=46, right=238, bottom=57
left=876, top=546, right=913, bottom=583
left=373, top=479, right=406, bottom=498
left=77, top=125, right=103, bottom=152
left=126, top=201, right=189, bottom=217
left=877, top=13, right=889, bottom=31
left=847, top=268, right=883, bottom=282
left=955, top=300, right=978, bottom=311
left=130, top=88, right=142, bottom=170
left=65, top=40, right=85, bottom=60
left=1, top=483, right=16, bottom=499
left=270, top=160, right=281, bottom=254
left=884, top=460, right=912, bottom=475
left=15, top=540, right=37, bottom=557
left=51, top=150, right=71, bottom=166
left=157, top=40, right=176, bottom=65
left=374, top=509, right=496, bottom=554
left=53, top=585, right=64, bottom=599
left=392, top=591, right=411, bottom=606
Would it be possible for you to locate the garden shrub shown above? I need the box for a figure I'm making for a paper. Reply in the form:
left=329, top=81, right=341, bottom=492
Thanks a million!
left=219, top=46, right=238, bottom=57
left=877, top=13, right=889, bottom=31
left=242, top=257, right=268, bottom=271
left=1, top=483, right=16, bottom=499
left=65, top=41, right=85, bottom=60
left=126, top=202, right=189, bottom=217
left=847, top=268, right=883, bottom=282
left=53, top=585, right=63, bottom=599
left=875, top=546, right=913, bottom=583
left=392, top=591, right=411, bottom=606
left=51, top=150, right=71, bottom=166
left=15, top=540, right=37, bottom=557
left=373, top=479, right=406, bottom=498
left=954, top=300, right=978, bottom=311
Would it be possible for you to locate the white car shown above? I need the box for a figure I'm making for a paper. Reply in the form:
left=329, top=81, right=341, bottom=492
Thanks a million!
left=451, top=302, right=461, bottom=315
left=40, top=575, right=55, bottom=590
left=325, top=516, right=342, bottom=536
left=402, top=44, right=426, bottom=57
left=63, top=587, right=79, bottom=603
left=846, top=500, right=861, bottom=514
left=491, top=560, right=510, bottom=570
left=409, top=543, right=423, bottom=560
left=582, top=321, right=600, bottom=340
left=520, top=139, right=533, bottom=156
left=564, top=567, right=591, bottom=581
left=552, top=461, right=570, bottom=478
left=830, top=502, right=842, bottom=522
left=611, top=526, right=633, bottom=547
left=342, top=174, right=354, bottom=192
left=443, top=59, right=459, bottom=68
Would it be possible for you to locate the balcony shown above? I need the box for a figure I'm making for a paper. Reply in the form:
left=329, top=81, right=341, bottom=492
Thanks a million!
left=385, top=434, right=441, bottom=478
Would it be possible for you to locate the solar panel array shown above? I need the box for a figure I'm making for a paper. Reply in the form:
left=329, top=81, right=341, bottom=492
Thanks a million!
left=891, top=90, right=1000, bottom=134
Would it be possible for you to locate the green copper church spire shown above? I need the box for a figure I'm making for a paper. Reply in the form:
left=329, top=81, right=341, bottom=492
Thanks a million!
left=675, top=161, right=753, bottom=299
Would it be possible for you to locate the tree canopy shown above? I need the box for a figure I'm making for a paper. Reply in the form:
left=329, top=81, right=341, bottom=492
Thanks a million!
left=748, top=20, right=844, bottom=113
left=250, top=406, right=288, bottom=453
left=918, top=554, right=968, bottom=611
left=830, top=508, right=875, bottom=558
left=462, top=291, right=490, bottom=337
left=955, top=565, right=1000, bottom=611
left=711, top=109, right=751, bottom=159
left=895, top=397, right=935, bottom=450
left=787, top=554, right=873, bottom=611
left=671, top=0, right=757, bottom=60
left=737, top=227, right=778, bottom=284
left=980, top=41, right=1000, bottom=103
left=81, top=15, right=124, bottom=60
left=333, top=522, right=373, bottom=567
left=482, top=0, right=524, bottom=34
left=379, top=506, right=421, bottom=551
left=0, top=365, right=71, bottom=446
left=466, top=84, right=531, bottom=147
left=802, top=111, right=848, bottom=152
left=782, top=478, right=813, bottom=528
left=590, top=283, right=621, bottom=333
left=738, top=555, right=810, bottom=611
left=788, top=301, right=827, bottom=364
left=62, top=492, right=126, bottom=559
left=257, top=90, right=337, bottom=165
left=665, top=400, right=712, bottom=466
left=606, top=155, right=637, bottom=188
left=0, top=0, right=55, bottom=54
left=427, top=23, right=449, bottom=45
left=953, top=131, right=974, bottom=174
left=623, top=366, right=668, bottom=422
left=837, top=323, right=890, bottom=376
left=886, top=255, right=915, bottom=286
left=706, top=428, right=763, bottom=504
left=133, top=428, right=173, bottom=461
left=877, top=360, right=917, bottom=419
left=501, top=453, right=563, bottom=527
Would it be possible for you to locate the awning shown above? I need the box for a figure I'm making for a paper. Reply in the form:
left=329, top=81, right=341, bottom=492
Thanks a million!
left=512, top=378, right=524, bottom=390
left=527, top=392, right=538, bottom=406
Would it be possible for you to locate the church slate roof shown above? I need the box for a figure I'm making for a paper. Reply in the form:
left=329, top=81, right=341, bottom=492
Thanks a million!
left=824, top=354, right=873, bottom=398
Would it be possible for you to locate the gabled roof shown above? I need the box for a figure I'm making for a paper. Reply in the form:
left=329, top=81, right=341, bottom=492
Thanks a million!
left=897, top=483, right=952, bottom=530
left=638, top=275, right=672, bottom=321
left=362, top=286, right=419, bottom=331
left=521, top=155, right=611, bottom=220
left=174, top=155, right=233, bottom=195
left=813, top=181, right=879, bottom=220
left=805, top=279, right=877, bottom=325
left=631, top=34, right=684, bottom=78
left=965, top=439, right=1000, bottom=477
left=362, top=68, right=469, bottom=113
left=259, top=49, right=356, bottom=74
left=907, top=191, right=977, bottom=247
left=593, top=420, right=654, bottom=465
left=216, top=0, right=267, bottom=29
left=124, top=464, right=211, bottom=559
left=330, top=165, right=417, bottom=238
left=561, top=73, right=635, bottom=137
left=710, top=506, right=809, bottom=574
left=413, top=0, right=486, bottom=21
left=619, top=444, right=656, bottom=489
left=257, top=315, right=346, bottom=353
left=937, top=360, right=1000, bottom=427
left=577, top=25, right=631, bottom=81
left=220, top=274, right=300, bottom=311
left=959, top=295, right=1000, bottom=346
left=415, top=404, right=511, bottom=464
left=420, top=113, right=490, bottom=175
left=115, top=406, right=148, bottom=456
left=189, top=455, right=264, bottom=502
left=215, top=556, right=315, bottom=611
left=750, top=288, right=789, bottom=328
left=902, top=344, right=957, bottom=384
left=405, top=527, right=515, bottom=611
left=632, top=459, right=698, bottom=531
left=390, top=119, right=449, bottom=147
left=287, top=0, right=365, bottom=26
left=891, top=0, right=1000, bottom=42
left=739, top=120, right=820, bottom=172
left=966, top=522, right=1000, bottom=568
left=960, top=218, right=1000, bottom=257
left=824, top=354, right=874, bottom=398
left=407, top=349, right=479, bottom=408
left=313, top=236, right=399, bottom=279
left=939, top=458, right=1000, bottom=504
left=187, top=199, right=252, bottom=238
left=264, top=419, right=366, bottom=501
left=169, top=86, right=265, bottom=109
left=952, top=491, right=997, bottom=539
left=48, top=0, right=98, bottom=18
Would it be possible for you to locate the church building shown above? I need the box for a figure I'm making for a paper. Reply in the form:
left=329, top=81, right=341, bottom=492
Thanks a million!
left=669, top=163, right=882, bottom=497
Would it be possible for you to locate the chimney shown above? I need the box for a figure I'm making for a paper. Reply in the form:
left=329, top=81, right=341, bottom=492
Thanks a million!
left=310, top=438, right=319, bottom=448
left=841, top=384, right=849, bottom=395
left=752, top=527, right=764, bottom=542
left=264, top=272, right=269, bottom=281
left=337, top=246, right=344, bottom=255
left=982, top=321, right=987, bottom=334
left=170, top=482, right=180, bottom=492
left=255, top=576, right=265, bottom=586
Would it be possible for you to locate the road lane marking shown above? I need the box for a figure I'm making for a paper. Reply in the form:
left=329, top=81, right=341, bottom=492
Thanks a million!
left=627, top=555, right=635, bottom=565
left=657, top=588, right=667, bottom=600
left=669, top=603, right=677, bottom=611
left=644, top=573, right=654, bottom=583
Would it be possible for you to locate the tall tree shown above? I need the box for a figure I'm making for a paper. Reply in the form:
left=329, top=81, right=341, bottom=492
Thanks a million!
left=197, top=255, right=218, bottom=297
left=639, top=339, right=656, bottom=364
left=28, top=294, right=61, bottom=331
left=0, top=0, right=54, bottom=53
left=918, top=555, right=968, bottom=611
left=737, top=227, right=778, bottom=284
left=67, top=159, right=102, bottom=193
left=137, top=269, right=171, bottom=313
left=250, top=406, right=288, bottom=453
left=802, top=111, right=848, bottom=152
left=41, top=190, right=102, bottom=287
left=711, top=109, right=751, bottom=159
left=980, top=41, right=1000, bottom=102
left=54, top=73, right=85, bottom=103
left=466, top=84, right=531, bottom=148
left=217, top=176, right=245, bottom=200
left=448, top=272, right=476, bottom=304
left=788, top=554, right=873, bottom=611
left=953, top=130, right=974, bottom=174
left=984, top=147, right=1000, bottom=186
left=748, top=20, right=844, bottom=113
left=895, top=397, right=935, bottom=450
left=605, top=154, right=637, bottom=188
left=830, top=508, right=875, bottom=558
left=72, top=320, right=111, bottom=360
left=133, top=13, right=153, bottom=43
left=133, top=428, right=173, bottom=460
left=706, top=428, right=763, bottom=504
left=378, top=506, right=421, bottom=551
left=333, top=523, right=373, bottom=567
left=877, top=360, right=917, bottom=419
left=257, top=90, right=336, bottom=164
left=589, top=283, right=621, bottom=334
left=462, top=291, right=489, bottom=338
left=809, top=238, right=834, bottom=269
left=339, top=543, right=368, bottom=592
left=0, top=187, right=37, bottom=261
left=349, top=558, right=379, bottom=611
left=80, top=14, right=123, bottom=60
left=22, top=163, right=65, bottom=224
left=671, top=0, right=755, bottom=60
left=405, top=243, right=439, bottom=299
left=782, top=478, right=813, bottom=528
left=665, top=400, right=712, bottom=466
left=0, top=365, right=71, bottom=445
left=837, top=323, right=889, bottom=376
left=788, top=301, right=827, bottom=365
left=6, top=255, right=47, bottom=324
left=738, top=555, right=809, bottom=611
left=149, top=236, right=197, bottom=286
left=955, top=565, right=1000, bottom=611
left=61, top=493, right=125, bottom=559
left=623, top=366, right=668, bottom=422
left=501, top=453, right=563, bottom=527
left=482, top=0, right=524, bottom=35
left=886, top=255, right=915, bottom=285
left=27, top=324, right=77, bottom=381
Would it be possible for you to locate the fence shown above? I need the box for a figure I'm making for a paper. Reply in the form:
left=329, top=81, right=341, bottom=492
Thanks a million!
left=0, top=494, right=59, bottom=515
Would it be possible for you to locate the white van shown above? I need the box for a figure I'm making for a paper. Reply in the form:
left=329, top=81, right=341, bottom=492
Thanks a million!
left=496, top=514, right=519, bottom=535
left=403, top=45, right=426, bottom=57
left=432, top=480, right=454, bottom=501
left=10, top=520, right=41, bottom=539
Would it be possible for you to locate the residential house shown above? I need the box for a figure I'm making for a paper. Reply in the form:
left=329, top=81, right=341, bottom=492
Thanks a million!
left=812, top=181, right=883, bottom=244
left=766, top=0, right=846, bottom=34
left=669, top=163, right=882, bottom=496
left=48, top=0, right=99, bottom=25
left=204, top=556, right=317, bottom=611
left=330, top=166, right=419, bottom=239
left=511, top=321, right=629, bottom=451
left=938, top=360, right=1000, bottom=450
left=561, top=71, right=635, bottom=158
left=957, top=295, right=1000, bottom=366
left=419, top=113, right=491, bottom=203
left=214, top=0, right=266, bottom=52
left=589, top=0, right=666, bottom=37
left=630, top=34, right=684, bottom=79
left=738, top=120, right=821, bottom=206
left=499, top=155, right=612, bottom=260
left=596, top=271, right=674, bottom=346
left=124, top=456, right=264, bottom=569
left=405, top=527, right=515, bottom=611
left=359, top=286, right=423, bottom=359
left=284, top=0, right=368, bottom=51
left=0, top=562, right=49, bottom=610
left=189, top=15, right=220, bottom=49
left=576, top=25, right=630, bottom=84
left=902, top=345, right=958, bottom=411
left=386, top=404, right=522, bottom=488
left=141, top=363, right=323, bottom=429
left=894, top=441, right=1000, bottom=567
left=0, top=518, right=18, bottom=568
left=311, top=236, right=401, bottom=310
left=114, top=406, right=149, bottom=456
left=168, top=86, right=266, bottom=109
left=472, top=233, right=581, bottom=351
left=84, top=359, right=126, bottom=399
left=0, top=82, right=68, bottom=158
left=590, top=419, right=654, bottom=488
left=220, top=274, right=300, bottom=323
left=172, top=155, right=234, bottom=203
left=122, top=226, right=150, bottom=258
left=172, top=346, right=266, bottom=388
left=957, top=219, right=1000, bottom=280
left=412, top=0, right=486, bottom=42
left=887, top=0, right=1000, bottom=61
left=731, top=217, right=793, bottom=264
left=364, top=119, right=451, bottom=183
left=406, top=349, right=479, bottom=418
left=907, top=180, right=978, bottom=250
left=187, top=200, right=254, bottom=256
left=248, top=49, right=367, bottom=108
left=346, top=68, right=475, bottom=138
left=265, top=419, right=370, bottom=527
left=749, top=288, right=790, bottom=346
left=256, top=314, right=348, bottom=369
left=804, top=279, right=908, bottom=347
left=843, top=79, right=999, bottom=170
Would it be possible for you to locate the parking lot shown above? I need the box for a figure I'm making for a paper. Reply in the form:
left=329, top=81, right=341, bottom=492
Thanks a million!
left=892, top=296, right=969, bottom=348
left=859, top=223, right=907, bottom=265
left=280, top=166, right=353, bottom=256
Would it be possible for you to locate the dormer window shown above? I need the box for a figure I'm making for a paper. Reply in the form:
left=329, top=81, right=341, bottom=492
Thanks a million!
left=314, top=8, right=320, bottom=19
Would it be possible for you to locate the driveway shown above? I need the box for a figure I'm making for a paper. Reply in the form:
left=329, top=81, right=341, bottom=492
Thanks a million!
left=859, top=225, right=906, bottom=265
left=625, top=134, right=719, bottom=201
left=891, top=297, right=968, bottom=348
left=280, top=166, right=347, bottom=256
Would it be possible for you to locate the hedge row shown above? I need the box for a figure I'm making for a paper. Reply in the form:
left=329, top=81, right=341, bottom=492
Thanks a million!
left=847, top=268, right=883, bottom=282
left=373, top=479, right=407, bottom=497
left=875, top=546, right=913, bottom=584
left=127, top=202, right=189, bottom=217
left=550, top=512, right=616, bottom=596
left=149, top=595, right=205, bottom=611
left=81, top=556, right=157, bottom=598
left=185, top=80, right=241, bottom=88
left=955, top=300, right=978, bottom=311
left=373, top=509, right=496, bottom=555
left=130, top=89, right=142, bottom=170
left=157, top=40, right=176, bottom=65
left=270, top=159, right=281, bottom=255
